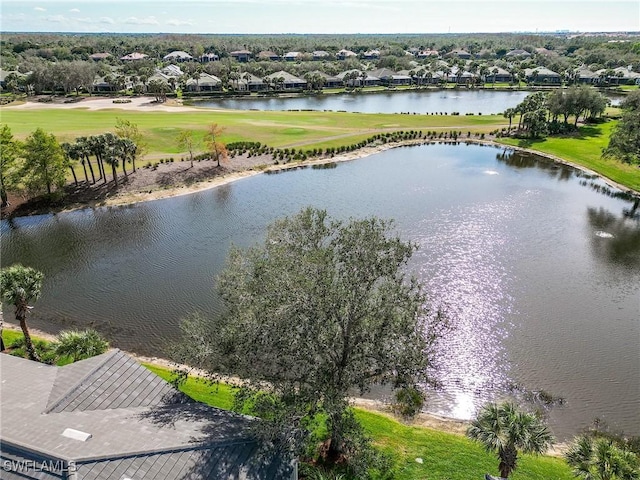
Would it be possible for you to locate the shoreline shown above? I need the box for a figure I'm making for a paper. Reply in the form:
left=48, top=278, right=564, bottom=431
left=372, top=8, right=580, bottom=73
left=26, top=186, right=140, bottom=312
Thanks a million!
left=6, top=137, right=636, bottom=219
left=1, top=322, right=569, bottom=455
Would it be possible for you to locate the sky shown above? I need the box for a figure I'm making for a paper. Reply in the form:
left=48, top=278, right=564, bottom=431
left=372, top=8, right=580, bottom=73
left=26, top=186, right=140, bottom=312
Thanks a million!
left=1, top=0, right=639, bottom=35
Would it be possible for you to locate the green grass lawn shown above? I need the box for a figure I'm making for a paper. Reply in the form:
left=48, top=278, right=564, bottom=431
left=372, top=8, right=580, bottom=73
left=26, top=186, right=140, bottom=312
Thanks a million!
left=2, top=104, right=638, bottom=192
left=498, top=121, right=640, bottom=192
left=1, top=107, right=504, bottom=153
left=146, top=363, right=574, bottom=480
left=1, top=329, right=575, bottom=479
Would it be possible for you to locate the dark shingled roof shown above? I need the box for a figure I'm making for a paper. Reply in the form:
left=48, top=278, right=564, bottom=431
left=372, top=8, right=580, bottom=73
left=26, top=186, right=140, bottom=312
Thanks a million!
left=0, top=351, right=296, bottom=480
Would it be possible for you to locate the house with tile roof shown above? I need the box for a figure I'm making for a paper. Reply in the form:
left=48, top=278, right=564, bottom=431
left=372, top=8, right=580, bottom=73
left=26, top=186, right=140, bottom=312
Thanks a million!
left=120, top=52, right=148, bottom=61
left=185, top=73, right=222, bottom=92
left=525, top=67, right=561, bottom=84
left=264, top=71, right=307, bottom=90
left=163, top=51, right=193, bottom=62
left=200, top=53, right=219, bottom=63
left=230, top=50, right=252, bottom=62
left=257, top=51, right=280, bottom=61
left=0, top=350, right=296, bottom=480
left=336, top=49, right=357, bottom=60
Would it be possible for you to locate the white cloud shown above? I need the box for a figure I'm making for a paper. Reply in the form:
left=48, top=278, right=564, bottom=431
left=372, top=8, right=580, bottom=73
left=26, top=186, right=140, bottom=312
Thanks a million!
left=124, top=16, right=159, bottom=25
left=46, top=15, right=66, bottom=23
left=75, top=17, right=93, bottom=23
left=69, top=8, right=80, bottom=13
left=166, top=19, right=193, bottom=26
left=100, top=17, right=115, bottom=24
left=34, top=6, right=46, bottom=11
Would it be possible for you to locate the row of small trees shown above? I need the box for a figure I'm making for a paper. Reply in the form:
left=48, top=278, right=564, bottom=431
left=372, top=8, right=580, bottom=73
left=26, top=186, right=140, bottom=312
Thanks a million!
left=0, top=119, right=144, bottom=207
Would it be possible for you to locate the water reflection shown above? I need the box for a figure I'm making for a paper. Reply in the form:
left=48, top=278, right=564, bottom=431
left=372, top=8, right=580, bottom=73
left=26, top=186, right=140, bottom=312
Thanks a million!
left=1, top=143, right=639, bottom=438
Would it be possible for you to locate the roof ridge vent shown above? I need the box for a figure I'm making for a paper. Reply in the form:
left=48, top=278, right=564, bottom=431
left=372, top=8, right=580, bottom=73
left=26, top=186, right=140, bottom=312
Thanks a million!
left=62, top=428, right=92, bottom=442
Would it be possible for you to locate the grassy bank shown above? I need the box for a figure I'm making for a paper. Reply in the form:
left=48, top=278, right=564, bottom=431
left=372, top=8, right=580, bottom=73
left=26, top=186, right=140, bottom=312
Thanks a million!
left=0, top=329, right=575, bottom=479
left=146, top=363, right=573, bottom=480
left=497, top=121, right=640, bottom=192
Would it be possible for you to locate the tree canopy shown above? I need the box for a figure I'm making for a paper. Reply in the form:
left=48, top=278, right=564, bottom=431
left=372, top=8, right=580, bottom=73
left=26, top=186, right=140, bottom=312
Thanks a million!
left=22, top=127, right=67, bottom=196
left=174, top=207, right=447, bottom=475
left=604, top=90, right=640, bottom=165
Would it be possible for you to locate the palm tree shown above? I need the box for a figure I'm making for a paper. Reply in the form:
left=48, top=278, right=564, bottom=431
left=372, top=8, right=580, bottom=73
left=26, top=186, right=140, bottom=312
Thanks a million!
left=75, top=137, right=96, bottom=184
left=565, top=435, right=639, bottom=480
left=467, top=402, right=554, bottom=479
left=61, top=142, right=79, bottom=186
left=0, top=264, right=44, bottom=361
left=503, top=108, right=516, bottom=130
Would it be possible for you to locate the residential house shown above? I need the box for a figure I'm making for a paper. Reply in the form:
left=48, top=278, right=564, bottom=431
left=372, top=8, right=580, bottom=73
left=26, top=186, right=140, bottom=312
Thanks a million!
left=0, top=68, right=25, bottom=90
left=92, top=74, right=133, bottom=92
left=417, top=50, right=439, bottom=59
left=161, top=64, right=184, bottom=77
left=120, top=52, right=148, bottom=61
left=336, top=49, right=357, bottom=60
left=369, top=68, right=412, bottom=86
left=163, top=50, right=193, bottom=62
left=185, top=73, right=222, bottom=92
left=595, top=67, right=640, bottom=85
left=230, top=50, right=252, bottom=62
left=257, top=51, right=280, bottom=61
left=284, top=52, right=301, bottom=62
left=575, top=67, right=599, bottom=84
left=0, top=350, right=297, bottom=479
left=312, top=51, right=330, bottom=60
left=362, top=49, right=380, bottom=60
left=200, top=53, right=219, bottom=62
left=336, top=69, right=380, bottom=87
left=447, top=49, right=472, bottom=59
left=89, top=52, right=111, bottom=61
left=242, top=73, right=268, bottom=92
left=505, top=49, right=531, bottom=58
left=147, top=71, right=176, bottom=91
left=398, top=69, right=433, bottom=85
left=307, top=71, right=343, bottom=88
left=484, top=67, right=512, bottom=83
left=525, top=67, right=561, bottom=84
left=265, top=71, right=307, bottom=90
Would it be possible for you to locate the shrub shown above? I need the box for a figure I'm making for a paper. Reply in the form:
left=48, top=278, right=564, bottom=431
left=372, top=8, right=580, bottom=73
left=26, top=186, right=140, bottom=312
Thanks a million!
left=54, top=329, right=109, bottom=362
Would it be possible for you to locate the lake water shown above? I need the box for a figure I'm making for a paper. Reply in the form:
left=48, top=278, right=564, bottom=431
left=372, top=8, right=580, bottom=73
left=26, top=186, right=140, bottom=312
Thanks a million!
left=192, top=89, right=531, bottom=114
left=2, top=143, right=639, bottom=440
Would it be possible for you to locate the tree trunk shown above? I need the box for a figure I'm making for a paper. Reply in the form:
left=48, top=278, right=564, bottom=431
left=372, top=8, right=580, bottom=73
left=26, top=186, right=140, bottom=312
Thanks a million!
left=85, top=155, right=96, bottom=184
left=81, top=160, right=90, bottom=184
left=1, top=184, right=8, bottom=208
left=69, top=165, right=78, bottom=186
left=121, top=158, right=128, bottom=177
left=17, top=303, right=39, bottom=362
left=498, top=445, right=517, bottom=479
left=111, top=165, right=118, bottom=186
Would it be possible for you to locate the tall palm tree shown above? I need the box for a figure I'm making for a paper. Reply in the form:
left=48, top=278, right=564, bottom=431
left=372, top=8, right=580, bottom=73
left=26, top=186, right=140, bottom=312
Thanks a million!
left=566, top=435, right=639, bottom=480
left=467, top=402, right=554, bottom=479
left=61, top=142, right=79, bottom=186
left=75, top=137, right=96, bottom=184
left=0, top=264, right=44, bottom=361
